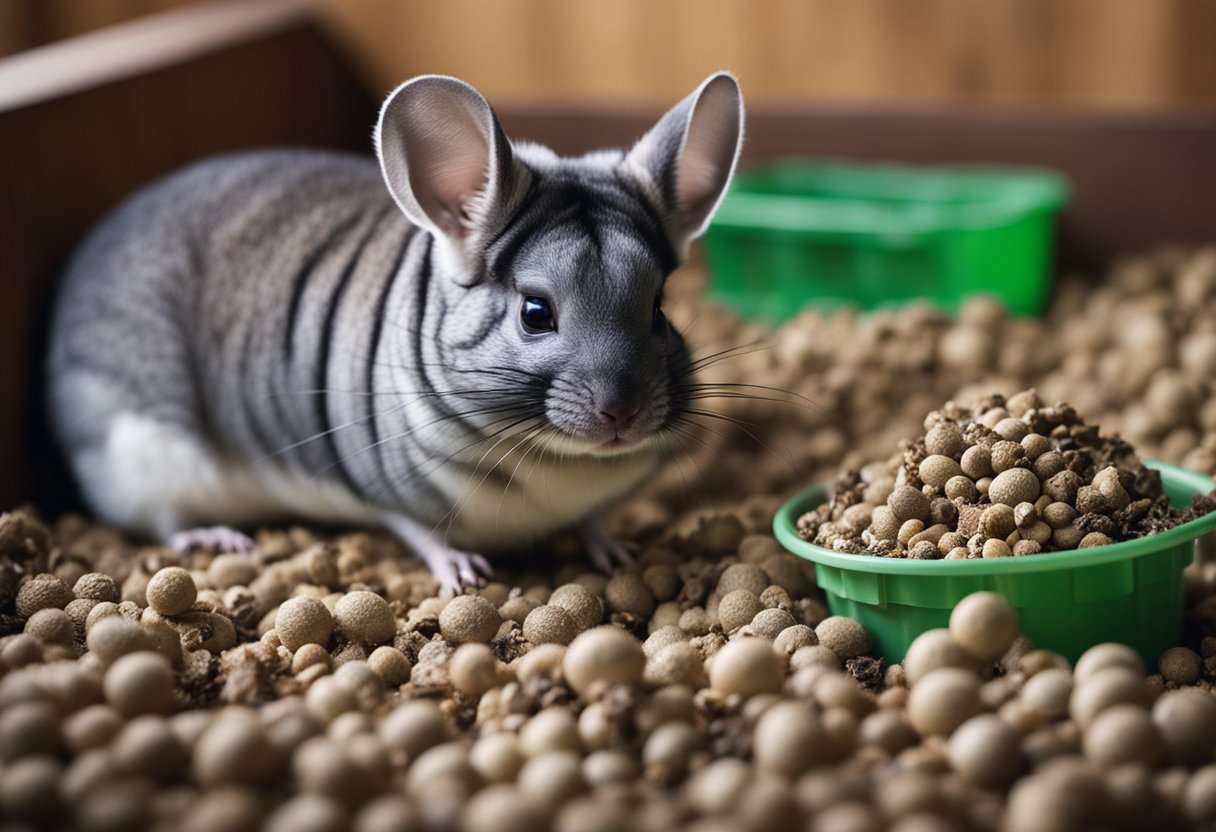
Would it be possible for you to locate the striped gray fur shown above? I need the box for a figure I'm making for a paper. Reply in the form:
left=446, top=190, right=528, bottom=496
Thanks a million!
left=47, top=74, right=744, bottom=589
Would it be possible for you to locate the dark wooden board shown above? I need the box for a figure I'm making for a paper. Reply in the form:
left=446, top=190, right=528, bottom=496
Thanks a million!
left=0, top=11, right=376, bottom=510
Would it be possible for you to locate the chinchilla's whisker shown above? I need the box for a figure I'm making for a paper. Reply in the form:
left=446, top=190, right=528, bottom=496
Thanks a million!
left=681, top=390, right=834, bottom=425
left=483, top=365, right=551, bottom=384
left=662, top=426, right=709, bottom=507
left=683, top=407, right=783, bottom=448
left=685, top=384, right=839, bottom=429
left=438, top=418, right=547, bottom=539
left=267, top=384, right=525, bottom=400
left=684, top=392, right=803, bottom=407
left=255, top=384, right=528, bottom=466
left=254, top=401, right=411, bottom=464
left=367, top=357, right=545, bottom=386
left=307, top=401, right=542, bottom=483
left=666, top=415, right=742, bottom=499
left=523, top=426, right=559, bottom=494
left=671, top=413, right=736, bottom=450
left=422, top=362, right=549, bottom=384
left=681, top=408, right=800, bottom=475
left=496, top=424, right=555, bottom=526
left=685, top=381, right=815, bottom=403
left=666, top=421, right=715, bottom=453
left=451, top=416, right=542, bottom=494
left=683, top=339, right=775, bottom=372
left=267, top=388, right=399, bottom=398
left=369, top=411, right=546, bottom=506
left=424, top=410, right=547, bottom=476
left=395, top=400, right=543, bottom=446
left=684, top=340, right=758, bottom=369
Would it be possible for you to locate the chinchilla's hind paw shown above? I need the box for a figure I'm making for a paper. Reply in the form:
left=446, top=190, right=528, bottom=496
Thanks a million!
left=168, top=525, right=255, bottom=555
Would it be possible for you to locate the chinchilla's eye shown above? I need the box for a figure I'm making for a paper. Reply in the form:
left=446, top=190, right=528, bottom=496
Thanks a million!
left=520, top=296, right=557, bottom=334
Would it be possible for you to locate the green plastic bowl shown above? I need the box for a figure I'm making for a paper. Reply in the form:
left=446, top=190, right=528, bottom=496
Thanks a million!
left=703, top=160, right=1069, bottom=322
left=773, top=460, right=1216, bottom=664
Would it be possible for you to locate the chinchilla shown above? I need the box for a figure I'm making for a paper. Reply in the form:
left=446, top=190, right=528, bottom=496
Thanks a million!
left=47, top=72, right=744, bottom=591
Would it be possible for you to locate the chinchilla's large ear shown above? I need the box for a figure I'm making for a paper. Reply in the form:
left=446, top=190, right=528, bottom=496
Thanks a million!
left=376, top=75, right=525, bottom=242
left=624, top=72, right=744, bottom=253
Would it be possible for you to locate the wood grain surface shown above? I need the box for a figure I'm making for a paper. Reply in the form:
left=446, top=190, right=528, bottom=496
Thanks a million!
left=315, top=0, right=1216, bottom=109
left=0, top=6, right=376, bottom=512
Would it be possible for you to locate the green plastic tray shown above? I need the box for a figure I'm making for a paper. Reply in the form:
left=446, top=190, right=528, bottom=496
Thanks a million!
left=703, top=160, right=1069, bottom=322
left=773, top=460, right=1216, bottom=664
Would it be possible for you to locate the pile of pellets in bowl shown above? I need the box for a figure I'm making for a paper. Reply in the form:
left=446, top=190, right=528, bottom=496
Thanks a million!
left=798, top=389, right=1216, bottom=559
left=3, top=245, right=1216, bottom=832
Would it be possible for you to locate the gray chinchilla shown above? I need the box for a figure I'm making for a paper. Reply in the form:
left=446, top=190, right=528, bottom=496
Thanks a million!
left=47, top=73, right=745, bottom=591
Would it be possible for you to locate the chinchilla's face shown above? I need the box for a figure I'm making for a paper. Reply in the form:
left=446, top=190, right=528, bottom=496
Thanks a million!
left=376, top=72, right=743, bottom=458
left=478, top=164, right=693, bottom=456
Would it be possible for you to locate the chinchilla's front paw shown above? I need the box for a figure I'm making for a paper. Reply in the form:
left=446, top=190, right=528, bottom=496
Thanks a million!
left=578, top=517, right=639, bottom=574
left=381, top=513, right=493, bottom=595
left=430, top=546, right=493, bottom=596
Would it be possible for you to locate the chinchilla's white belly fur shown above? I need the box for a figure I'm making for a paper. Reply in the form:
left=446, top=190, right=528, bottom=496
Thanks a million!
left=76, top=400, right=652, bottom=549
left=425, top=446, right=656, bottom=550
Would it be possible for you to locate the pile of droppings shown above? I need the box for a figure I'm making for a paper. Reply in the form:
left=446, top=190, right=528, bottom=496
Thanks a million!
left=797, top=390, right=1216, bottom=558
left=3, top=246, right=1216, bottom=831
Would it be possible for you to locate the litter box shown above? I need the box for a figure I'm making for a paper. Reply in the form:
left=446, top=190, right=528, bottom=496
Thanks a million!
left=703, top=160, right=1069, bottom=322
left=773, top=460, right=1216, bottom=664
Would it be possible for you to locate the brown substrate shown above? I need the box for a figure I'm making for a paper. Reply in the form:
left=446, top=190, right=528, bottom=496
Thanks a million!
left=2, top=246, right=1216, bottom=831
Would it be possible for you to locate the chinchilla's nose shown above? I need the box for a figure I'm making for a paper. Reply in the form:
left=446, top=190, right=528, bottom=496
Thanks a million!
left=597, top=402, right=640, bottom=432
left=594, top=374, right=644, bottom=432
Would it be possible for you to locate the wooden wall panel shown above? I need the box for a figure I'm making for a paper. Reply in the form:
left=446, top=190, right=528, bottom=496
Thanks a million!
left=6, top=0, right=1215, bottom=108
left=314, top=0, right=1216, bottom=108
left=0, top=14, right=376, bottom=511
left=0, top=0, right=198, bottom=54
left=1172, top=0, right=1216, bottom=101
